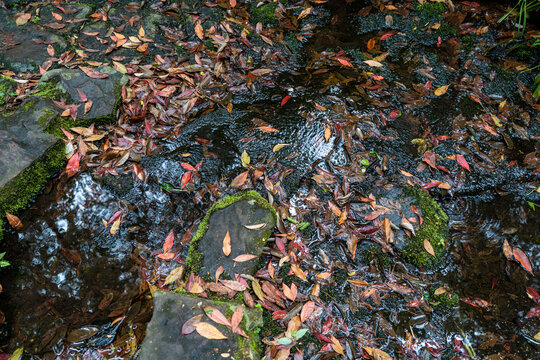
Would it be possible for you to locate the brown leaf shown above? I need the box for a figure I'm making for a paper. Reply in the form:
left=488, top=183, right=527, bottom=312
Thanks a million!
left=79, top=66, right=109, bottom=79
left=283, top=282, right=298, bottom=301
left=193, top=322, right=227, bottom=339
left=182, top=314, right=203, bottom=335
left=5, top=212, right=23, bottom=230
left=222, top=230, right=231, bottom=256
left=195, top=23, right=204, bottom=40
left=330, top=335, right=344, bottom=355
left=347, top=279, right=369, bottom=287
left=230, top=306, right=244, bottom=334
left=423, top=239, right=436, bottom=257
left=300, top=301, right=317, bottom=322
left=324, top=125, right=331, bottom=142
left=502, top=239, right=513, bottom=260
left=230, top=171, right=249, bottom=187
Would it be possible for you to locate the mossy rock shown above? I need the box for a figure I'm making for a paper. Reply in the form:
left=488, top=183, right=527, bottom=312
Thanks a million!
left=0, top=75, right=17, bottom=107
left=400, top=187, right=449, bottom=268
left=250, top=2, right=279, bottom=25
left=186, top=191, right=277, bottom=279
left=139, top=291, right=263, bottom=360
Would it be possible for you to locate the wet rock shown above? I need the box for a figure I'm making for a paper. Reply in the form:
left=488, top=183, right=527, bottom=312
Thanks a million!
left=0, top=98, right=60, bottom=188
left=0, top=8, right=68, bottom=72
left=38, top=66, right=127, bottom=120
left=187, top=191, right=277, bottom=279
left=139, top=291, right=262, bottom=360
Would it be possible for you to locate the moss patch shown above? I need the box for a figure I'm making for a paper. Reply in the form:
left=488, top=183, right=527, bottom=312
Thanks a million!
left=250, top=2, right=279, bottom=25
left=186, top=191, right=277, bottom=274
left=401, top=187, right=449, bottom=268
left=0, top=75, right=17, bottom=107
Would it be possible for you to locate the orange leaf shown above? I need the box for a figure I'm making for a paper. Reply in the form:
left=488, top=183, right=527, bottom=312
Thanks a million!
left=367, top=38, right=376, bottom=49
left=223, top=230, right=231, bottom=256
left=283, top=282, right=298, bottom=301
left=513, top=247, right=534, bottom=275
left=195, top=23, right=204, bottom=40
left=5, top=212, right=23, bottom=230
left=157, top=252, right=175, bottom=260
left=337, top=57, right=353, bottom=67
left=502, top=239, right=513, bottom=260
left=163, top=231, right=174, bottom=253
left=324, top=125, right=331, bottom=142
left=330, top=335, right=344, bottom=355
left=257, top=126, right=278, bottom=133
left=230, top=171, right=249, bottom=187
left=434, top=84, right=450, bottom=96
left=300, top=301, right=317, bottom=322
left=233, top=254, right=257, bottom=262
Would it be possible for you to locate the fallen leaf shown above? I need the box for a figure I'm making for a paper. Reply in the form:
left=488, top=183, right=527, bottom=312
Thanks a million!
left=324, top=125, right=331, bottom=142
left=203, top=306, right=231, bottom=327
left=424, top=239, right=436, bottom=256
left=281, top=95, right=291, bottom=107
left=337, top=57, right=353, bottom=67
left=330, top=335, right=344, bottom=355
left=502, top=239, right=513, bottom=260
left=434, top=84, right=450, bottom=96
left=79, top=66, right=109, bottom=79
left=347, top=279, right=369, bottom=287
left=231, top=171, right=249, bottom=187
left=233, top=254, right=257, bottom=262
left=195, top=23, right=204, bottom=40
left=300, top=301, right=317, bottom=322
left=364, top=59, right=384, bottom=67
left=5, top=212, right=23, bottom=230
left=273, top=143, right=289, bottom=152
left=15, top=13, right=31, bottom=25
left=66, top=152, right=80, bottom=178
left=223, top=230, right=231, bottom=256
left=164, top=266, right=184, bottom=285
left=193, top=322, right=227, bottom=340
left=257, top=126, right=278, bottom=133
left=163, top=231, right=174, bottom=253
left=456, top=154, right=470, bottom=171
left=243, top=223, right=267, bottom=230
left=241, top=150, right=250, bottom=167
left=513, top=247, right=534, bottom=275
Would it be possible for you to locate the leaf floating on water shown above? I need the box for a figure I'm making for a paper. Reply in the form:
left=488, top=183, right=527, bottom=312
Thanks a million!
left=502, top=239, right=513, bottom=260
left=230, top=170, right=249, bottom=187
left=512, top=247, right=534, bottom=275
left=233, top=254, right=257, bottom=262
left=180, top=171, right=193, bottom=189
left=423, top=239, right=436, bottom=257
left=272, top=143, right=289, bottom=152
left=434, top=84, right=450, bottom=96
left=364, top=59, right=384, bottom=67
left=324, top=125, right=331, bottom=142
left=243, top=223, right=267, bottom=230
left=223, top=230, right=231, bottom=256
left=162, top=231, right=175, bottom=253
left=456, top=154, right=470, bottom=171
left=5, top=212, right=23, bottom=230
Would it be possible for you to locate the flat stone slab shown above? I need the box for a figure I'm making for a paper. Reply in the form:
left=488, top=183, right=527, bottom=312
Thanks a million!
left=139, top=291, right=262, bottom=360
left=188, top=191, right=277, bottom=279
left=39, top=66, right=127, bottom=120
left=0, top=98, right=60, bottom=188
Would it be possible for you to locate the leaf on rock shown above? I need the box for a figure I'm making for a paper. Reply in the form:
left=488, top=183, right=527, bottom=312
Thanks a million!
left=182, top=314, right=203, bottom=335
left=79, top=66, right=109, bottom=79
left=203, top=306, right=231, bottom=327
left=233, top=254, right=257, bottom=262
left=244, top=223, right=267, bottom=230
left=223, top=230, right=231, bottom=256
left=164, top=266, right=184, bottom=285
left=193, top=322, right=227, bottom=340
left=424, top=239, right=436, bottom=257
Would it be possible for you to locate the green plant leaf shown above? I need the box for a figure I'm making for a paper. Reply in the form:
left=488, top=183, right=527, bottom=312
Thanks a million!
left=361, top=159, right=370, bottom=166
left=295, top=328, right=308, bottom=339
left=277, top=337, right=293, bottom=345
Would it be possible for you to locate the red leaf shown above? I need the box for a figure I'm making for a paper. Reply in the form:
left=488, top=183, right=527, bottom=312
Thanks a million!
left=422, top=181, right=441, bottom=189
left=423, top=151, right=437, bottom=169
left=513, top=247, right=534, bottom=275
left=66, top=152, right=80, bottom=178
left=76, top=88, right=88, bottom=102
left=461, top=297, right=489, bottom=308
left=180, top=171, right=193, bottom=189
left=281, top=95, right=291, bottom=107
left=389, top=109, right=400, bottom=119
left=456, top=154, right=470, bottom=171
left=380, top=33, right=393, bottom=40
left=163, top=231, right=174, bottom=253
left=195, top=138, right=212, bottom=145
left=437, top=36, right=442, bottom=47
left=180, top=162, right=197, bottom=171
left=230, top=171, right=249, bottom=187
left=526, top=287, right=540, bottom=304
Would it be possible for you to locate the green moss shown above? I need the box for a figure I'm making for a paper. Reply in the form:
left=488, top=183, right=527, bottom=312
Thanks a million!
left=424, top=288, right=459, bottom=310
left=186, top=191, right=277, bottom=274
left=0, top=76, right=17, bottom=107
left=415, top=1, right=448, bottom=19
left=0, top=141, right=65, bottom=215
left=362, top=245, right=391, bottom=268
left=250, top=2, right=278, bottom=25
left=401, top=187, right=449, bottom=268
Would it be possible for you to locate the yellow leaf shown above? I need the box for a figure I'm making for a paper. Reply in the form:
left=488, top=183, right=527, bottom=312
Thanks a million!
left=164, top=266, right=184, bottom=285
left=241, top=150, right=250, bottom=167
left=8, top=347, right=23, bottom=360
left=347, top=279, right=369, bottom=287
left=324, top=125, right=331, bottom=142
left=363, top=59, right=384, bottom=67
left=272, top=143, right=289, bottom=152
left=193, top=322, right=227, bottom=339
left=434, top=84, right=450, bottom=96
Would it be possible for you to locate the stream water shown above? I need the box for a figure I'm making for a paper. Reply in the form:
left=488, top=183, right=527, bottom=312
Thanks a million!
left=1, top=0, right=539, bottom=359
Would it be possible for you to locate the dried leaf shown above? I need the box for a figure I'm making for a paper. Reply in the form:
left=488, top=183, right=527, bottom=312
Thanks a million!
left=230, top=171, right=249, bottom=187
left=164, top=266, right=184, bottom=285
left=300, top=301, right=317, bottom=322
left=330, top=335, right=344, bottom=355
left=347, top=279, right=369, bottom=287
left=5, top=212, right=23, bottom=230
left=233, top=254, right=257, bottom=262
left=364, top=59, right=384, bottom=67
left=195, top=23, right=204, bottom=40
left=434, top=84, right=450, bottom=96
left=79, top=66, right=109, bottom=79
left=283, top=282, right=298, bottom=301
left=424, top=239, right=436, bottom=257
left=223, top=230, right=231, bottom=256
left=272, top=143, right=289, bottom=152
left=203, top=306, right=231, bottom=327
left=513, top=247, right=533, bottom=275
left=324, top=125, right=331, bottom=142
left=243, top=223, right=266, bottom=230
left=502, top=239, right=513, bottom=260
left=66, top=152, right=80, bottom=178
left=163, top=231, right=175, bottom=253
left=193, top=322, right=227, bottom=339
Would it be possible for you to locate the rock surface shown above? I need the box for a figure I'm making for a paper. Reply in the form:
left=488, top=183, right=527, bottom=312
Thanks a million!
left=188, top=191, right=277, bottom=279
left=139, top=291, right=262, bottom=360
